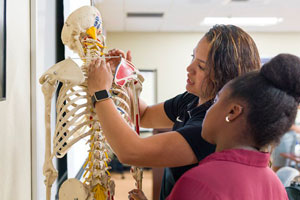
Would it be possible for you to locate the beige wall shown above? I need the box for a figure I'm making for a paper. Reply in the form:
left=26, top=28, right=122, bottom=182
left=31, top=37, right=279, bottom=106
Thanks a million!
left=107, top=32, right=204, bottom=102
left=252, top=32, right=300, bottom=57
left=0, top=0, right=31, bottom=199
left=107, top=32, right=300, bottom=102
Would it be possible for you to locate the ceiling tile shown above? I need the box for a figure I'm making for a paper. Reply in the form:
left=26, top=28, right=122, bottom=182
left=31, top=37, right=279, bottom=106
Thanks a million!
left=125, top=18, right=162, bottom=32
left=125, top=0, right=172, bottom=12
left=95, top=0, right=300, bottom=32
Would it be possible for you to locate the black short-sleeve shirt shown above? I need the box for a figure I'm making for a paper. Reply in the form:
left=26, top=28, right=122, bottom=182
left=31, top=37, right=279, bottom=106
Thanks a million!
left=163, top=91, right=216, bottom=181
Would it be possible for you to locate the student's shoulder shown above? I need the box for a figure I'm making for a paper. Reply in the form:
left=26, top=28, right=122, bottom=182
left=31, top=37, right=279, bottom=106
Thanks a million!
left=183, top=162, right=212, bottom=177
left=172, top=171, right=221, bottom=200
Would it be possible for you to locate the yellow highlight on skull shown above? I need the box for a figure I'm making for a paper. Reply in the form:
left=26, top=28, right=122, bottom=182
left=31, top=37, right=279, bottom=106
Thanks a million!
left=86, top=26, right=97, bottom=40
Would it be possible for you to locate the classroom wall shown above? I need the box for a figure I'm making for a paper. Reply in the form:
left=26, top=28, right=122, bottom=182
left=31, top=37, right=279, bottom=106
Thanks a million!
left=0, top=0, right=31, bottom=199
left=106, top=32, right=300, bottom=102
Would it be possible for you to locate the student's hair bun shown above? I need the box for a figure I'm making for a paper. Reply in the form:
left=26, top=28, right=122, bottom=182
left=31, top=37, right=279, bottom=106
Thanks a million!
left=260, top=53, right=300, bottom=103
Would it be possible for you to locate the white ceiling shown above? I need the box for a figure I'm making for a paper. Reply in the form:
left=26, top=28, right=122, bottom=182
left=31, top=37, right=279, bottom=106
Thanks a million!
left=95, top=0, right=300, bottom=32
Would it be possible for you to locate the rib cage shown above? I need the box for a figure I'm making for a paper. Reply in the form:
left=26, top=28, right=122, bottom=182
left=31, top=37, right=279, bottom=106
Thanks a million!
left=51, top=35, right=139, bottom=199
left=54, top=84, right=93, bottom=157
left=53, top=81, right=133, bottom=158
left=52, top=68, right=135, bottom=199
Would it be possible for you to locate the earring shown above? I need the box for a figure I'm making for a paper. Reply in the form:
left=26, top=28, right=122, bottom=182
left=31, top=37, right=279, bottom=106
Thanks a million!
left=225, top=116, right=230, bottom=122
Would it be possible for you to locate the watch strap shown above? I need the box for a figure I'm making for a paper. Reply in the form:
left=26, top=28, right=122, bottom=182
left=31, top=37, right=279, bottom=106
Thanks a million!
left=91, top=90, right=111, bottom=107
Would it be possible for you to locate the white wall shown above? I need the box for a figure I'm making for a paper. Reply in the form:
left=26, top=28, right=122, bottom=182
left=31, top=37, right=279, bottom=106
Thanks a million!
left=0, top=0, right=31, bottom=199
left=31, top=0, right=57, bottom=199
left=106, top=32, right=300, bottom=102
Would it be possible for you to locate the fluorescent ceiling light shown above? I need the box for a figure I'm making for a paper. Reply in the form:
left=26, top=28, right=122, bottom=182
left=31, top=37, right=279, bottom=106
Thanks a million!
left=202, top=17, right=283, bottom=26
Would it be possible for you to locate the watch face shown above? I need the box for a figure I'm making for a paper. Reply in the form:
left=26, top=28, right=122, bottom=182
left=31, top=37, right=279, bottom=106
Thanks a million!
left=95, top=90, right=109, bottom=101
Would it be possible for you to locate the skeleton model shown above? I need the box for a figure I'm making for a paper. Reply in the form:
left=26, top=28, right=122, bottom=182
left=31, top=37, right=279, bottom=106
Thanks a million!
left=39, top=6, right=144, bottom=200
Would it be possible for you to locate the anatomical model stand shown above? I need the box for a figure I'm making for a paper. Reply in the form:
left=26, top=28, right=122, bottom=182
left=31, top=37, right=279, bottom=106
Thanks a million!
left=39, top=5, right=144, bottom=200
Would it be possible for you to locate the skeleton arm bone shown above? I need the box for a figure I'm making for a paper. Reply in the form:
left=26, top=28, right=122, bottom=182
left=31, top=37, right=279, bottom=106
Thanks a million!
left=40, top=79, right=59, bottom=200
left=121, top=85, right=173, bottom=129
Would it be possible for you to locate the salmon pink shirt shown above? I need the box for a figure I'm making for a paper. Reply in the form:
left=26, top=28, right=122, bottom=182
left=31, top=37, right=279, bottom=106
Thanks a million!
left=167, top=149, right=288, bottom=200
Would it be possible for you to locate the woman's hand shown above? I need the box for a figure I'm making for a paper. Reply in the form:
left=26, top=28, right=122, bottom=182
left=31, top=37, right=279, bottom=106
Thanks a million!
left=87, top=58, right=113, bottom=96
left=106, top=49, right=132, bottom=73
left=128, top=189, right=148, bottom=200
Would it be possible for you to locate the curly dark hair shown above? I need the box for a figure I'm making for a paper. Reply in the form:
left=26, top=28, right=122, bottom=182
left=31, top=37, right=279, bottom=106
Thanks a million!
left=202, top=24, right=261, bottom=99
left=228, top=54, right=300, bottom=148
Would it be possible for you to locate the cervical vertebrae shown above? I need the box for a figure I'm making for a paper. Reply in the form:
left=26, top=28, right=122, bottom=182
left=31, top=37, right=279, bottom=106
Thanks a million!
left=40, top=5, right=143, bottom=200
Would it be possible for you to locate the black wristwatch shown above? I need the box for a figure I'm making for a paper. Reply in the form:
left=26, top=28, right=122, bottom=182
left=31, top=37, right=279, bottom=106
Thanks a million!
left=91, top=89, right=111, bottom=107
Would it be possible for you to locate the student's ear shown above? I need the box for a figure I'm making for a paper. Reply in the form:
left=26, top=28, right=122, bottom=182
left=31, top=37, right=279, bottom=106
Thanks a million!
left=226, top=104, right=243, bottom=122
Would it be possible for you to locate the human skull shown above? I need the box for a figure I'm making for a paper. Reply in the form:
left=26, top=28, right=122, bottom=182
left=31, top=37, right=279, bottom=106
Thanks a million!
left=61, top=6, right=105, bottom=57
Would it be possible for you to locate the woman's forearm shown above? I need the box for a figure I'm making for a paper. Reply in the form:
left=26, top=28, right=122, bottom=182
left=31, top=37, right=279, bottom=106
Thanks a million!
left=94, top=98, right=142, bottom=163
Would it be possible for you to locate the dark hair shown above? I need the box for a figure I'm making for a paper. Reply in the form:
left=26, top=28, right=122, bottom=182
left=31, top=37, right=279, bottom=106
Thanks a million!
left=202, top=24, right=261, bottom=99
left=229, top=53, right=300, bottom=148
